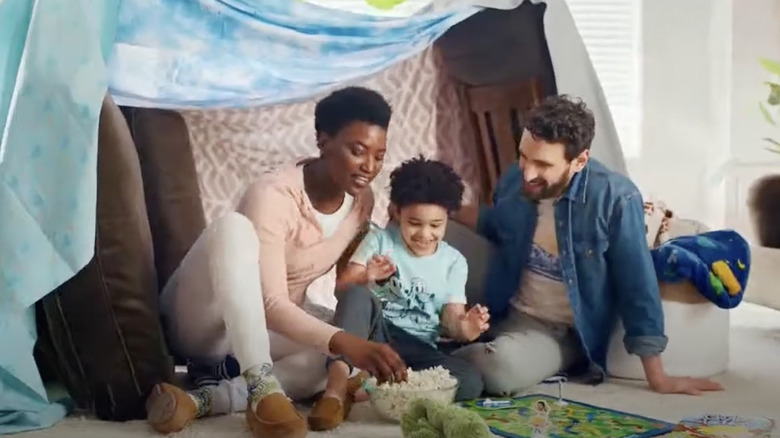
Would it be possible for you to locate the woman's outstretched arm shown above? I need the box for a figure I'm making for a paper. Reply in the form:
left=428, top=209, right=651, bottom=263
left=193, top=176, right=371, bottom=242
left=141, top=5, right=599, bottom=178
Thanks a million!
left=240, top=182, right=342, bottom=354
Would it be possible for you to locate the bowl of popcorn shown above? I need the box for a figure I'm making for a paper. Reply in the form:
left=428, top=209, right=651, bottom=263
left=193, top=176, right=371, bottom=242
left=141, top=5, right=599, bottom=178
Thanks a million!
left=364, top=366, right=459, bottom=422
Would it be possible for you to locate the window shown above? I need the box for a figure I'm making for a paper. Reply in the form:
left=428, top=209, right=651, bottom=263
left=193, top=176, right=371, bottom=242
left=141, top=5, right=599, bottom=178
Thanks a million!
left=566, top=0, right=642, bottom=159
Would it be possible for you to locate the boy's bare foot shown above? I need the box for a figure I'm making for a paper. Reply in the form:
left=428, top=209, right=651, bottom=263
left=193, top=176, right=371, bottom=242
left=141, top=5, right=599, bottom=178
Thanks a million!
left=353, top=387, right=369, bottom=403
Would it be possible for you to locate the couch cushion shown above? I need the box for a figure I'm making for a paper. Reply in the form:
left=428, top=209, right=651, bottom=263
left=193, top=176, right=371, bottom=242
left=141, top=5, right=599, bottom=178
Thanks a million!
left=36, top=94, right=173, bottom=421
left=122, top=107, right=206, bottom=290
left=443, top=221, right=494, bottom=305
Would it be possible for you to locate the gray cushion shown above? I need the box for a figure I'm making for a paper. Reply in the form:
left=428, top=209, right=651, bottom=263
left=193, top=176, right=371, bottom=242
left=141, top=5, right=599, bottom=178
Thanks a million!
left=443, top=221, right=494, bottom=305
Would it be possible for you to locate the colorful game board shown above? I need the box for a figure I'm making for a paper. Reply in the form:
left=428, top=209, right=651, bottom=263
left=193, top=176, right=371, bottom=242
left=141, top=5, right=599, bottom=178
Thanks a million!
left=661, top=414, right=775, bottom=438
left=460, top=394, right=675, bottom=438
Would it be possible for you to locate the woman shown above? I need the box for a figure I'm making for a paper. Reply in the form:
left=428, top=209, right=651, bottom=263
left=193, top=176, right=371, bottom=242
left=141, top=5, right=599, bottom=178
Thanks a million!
left=145, top=86, right=407, bottom=438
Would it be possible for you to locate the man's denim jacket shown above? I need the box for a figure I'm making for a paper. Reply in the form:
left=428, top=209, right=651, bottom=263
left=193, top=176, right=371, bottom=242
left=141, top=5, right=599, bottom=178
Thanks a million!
left=477, top=159, right=668, bottom=376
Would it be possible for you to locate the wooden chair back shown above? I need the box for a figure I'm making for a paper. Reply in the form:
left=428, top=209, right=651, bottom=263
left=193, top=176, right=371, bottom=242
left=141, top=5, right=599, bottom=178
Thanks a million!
left=465, top=78, right=544, bottom=202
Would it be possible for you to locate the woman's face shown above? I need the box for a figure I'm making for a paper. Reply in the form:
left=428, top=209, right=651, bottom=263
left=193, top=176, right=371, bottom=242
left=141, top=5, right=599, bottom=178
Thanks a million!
left=319, top=121, right=387, bottom=196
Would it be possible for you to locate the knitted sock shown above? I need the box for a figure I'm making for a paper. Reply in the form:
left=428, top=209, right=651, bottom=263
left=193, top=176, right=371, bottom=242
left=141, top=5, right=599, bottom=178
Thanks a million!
left=187, top=386, right=214, bottom=419
left=243, top=363, right=284, bottom=411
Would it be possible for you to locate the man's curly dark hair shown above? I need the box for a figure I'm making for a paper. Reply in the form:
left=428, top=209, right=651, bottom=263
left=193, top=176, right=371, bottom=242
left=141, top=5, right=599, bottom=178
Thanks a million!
left=314, top=86, right=392, bottom=136
left=389, top=155, right=465, bottom=213
left=526, top=94, right=595, bottom=160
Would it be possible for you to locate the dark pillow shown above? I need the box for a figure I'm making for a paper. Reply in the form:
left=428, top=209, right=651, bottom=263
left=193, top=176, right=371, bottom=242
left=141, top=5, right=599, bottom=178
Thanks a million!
left=121, top=107, right=206, bottom=289
left=35, top=94, right=174, bottom=421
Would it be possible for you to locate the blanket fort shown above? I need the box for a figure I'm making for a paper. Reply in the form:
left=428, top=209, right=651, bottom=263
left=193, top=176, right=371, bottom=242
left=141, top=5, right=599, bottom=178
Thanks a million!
left=460, top=394, right=675, bottom=438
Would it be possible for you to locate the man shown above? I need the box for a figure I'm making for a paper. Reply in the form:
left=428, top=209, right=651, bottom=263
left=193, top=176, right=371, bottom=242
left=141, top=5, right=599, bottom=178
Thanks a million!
left=452, top=94, right=723, bottom=396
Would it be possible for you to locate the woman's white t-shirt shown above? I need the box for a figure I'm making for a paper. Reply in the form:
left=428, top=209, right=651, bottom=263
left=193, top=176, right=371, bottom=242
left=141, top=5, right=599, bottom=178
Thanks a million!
left=313, top=193, right=355, bottom=238
left=305, top=193, right=356, bottom=315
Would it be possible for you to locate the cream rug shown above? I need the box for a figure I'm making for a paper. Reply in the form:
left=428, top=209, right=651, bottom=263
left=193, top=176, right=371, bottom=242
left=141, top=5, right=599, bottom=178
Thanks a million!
left=17, top=303, right=780, bottom=438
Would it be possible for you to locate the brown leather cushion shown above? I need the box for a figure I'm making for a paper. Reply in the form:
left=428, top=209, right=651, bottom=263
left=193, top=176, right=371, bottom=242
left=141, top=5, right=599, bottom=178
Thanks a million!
left=122, top=107, right=206, bottom=290
left=36, top=94, right=173, bottom=421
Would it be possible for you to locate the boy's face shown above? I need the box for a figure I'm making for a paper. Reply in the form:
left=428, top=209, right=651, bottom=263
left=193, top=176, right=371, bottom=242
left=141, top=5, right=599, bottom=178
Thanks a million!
left=395, top=203, right=448, bottom=256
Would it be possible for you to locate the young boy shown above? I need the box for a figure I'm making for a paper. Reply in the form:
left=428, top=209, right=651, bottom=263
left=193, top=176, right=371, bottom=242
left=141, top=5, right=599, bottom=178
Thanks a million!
left=307, top=156, right=490, bottom=431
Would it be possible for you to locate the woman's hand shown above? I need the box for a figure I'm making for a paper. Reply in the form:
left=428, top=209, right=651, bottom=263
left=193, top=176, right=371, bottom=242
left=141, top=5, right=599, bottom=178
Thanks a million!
left=366, top=254, right=396, bottom=282
left=329, top=331, right=407, bottom=383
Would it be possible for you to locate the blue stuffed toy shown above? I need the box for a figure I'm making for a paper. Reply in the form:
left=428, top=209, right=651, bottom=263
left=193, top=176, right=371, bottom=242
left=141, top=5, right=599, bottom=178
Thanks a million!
left=650, top=230, right=750, bottom=309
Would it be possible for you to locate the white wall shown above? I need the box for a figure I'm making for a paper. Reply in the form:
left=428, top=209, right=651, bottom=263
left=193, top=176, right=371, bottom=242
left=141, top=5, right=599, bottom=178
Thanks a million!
left=632, top=0, right=780, bottom=242
left=725, top=0, right=780, bottom=243
left=631, top=0, right=733, bottom=231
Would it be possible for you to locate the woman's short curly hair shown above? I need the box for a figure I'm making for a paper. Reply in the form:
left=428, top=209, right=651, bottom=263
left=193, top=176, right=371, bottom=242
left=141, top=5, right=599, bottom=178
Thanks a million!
left=314, top=86, right=392, bottom=137
left=389, top=155, right=465, bottom=213
left=526, top=94, right=596, bottom=160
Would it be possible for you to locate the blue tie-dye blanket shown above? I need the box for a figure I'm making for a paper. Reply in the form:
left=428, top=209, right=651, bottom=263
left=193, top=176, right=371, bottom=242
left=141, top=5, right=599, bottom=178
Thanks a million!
left=651, top=230, right=751, bottom=309
left=0, top=0, right=119, bottom=433
left=108, top=0, right=481, bottom=108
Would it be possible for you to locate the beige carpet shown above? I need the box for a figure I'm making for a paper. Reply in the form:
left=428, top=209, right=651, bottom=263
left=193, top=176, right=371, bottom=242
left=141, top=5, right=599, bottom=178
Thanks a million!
left=17, top=303, right=780, bottom=438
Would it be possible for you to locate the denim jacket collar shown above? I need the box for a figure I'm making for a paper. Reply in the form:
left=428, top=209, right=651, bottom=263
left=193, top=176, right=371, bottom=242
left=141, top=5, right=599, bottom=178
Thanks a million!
left=560, top=161, right=590, bottom=204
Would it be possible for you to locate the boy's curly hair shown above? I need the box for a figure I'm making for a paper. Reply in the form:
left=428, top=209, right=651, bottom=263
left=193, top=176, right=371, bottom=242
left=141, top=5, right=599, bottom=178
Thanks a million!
left=389, top=155, right=465, bottom=213
left=526, top=94, right=596, bottom=160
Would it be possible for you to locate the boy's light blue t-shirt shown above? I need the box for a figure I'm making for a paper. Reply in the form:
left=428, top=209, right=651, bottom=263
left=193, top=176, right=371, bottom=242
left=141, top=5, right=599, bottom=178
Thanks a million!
left=349, top=224, right=468, bottom=345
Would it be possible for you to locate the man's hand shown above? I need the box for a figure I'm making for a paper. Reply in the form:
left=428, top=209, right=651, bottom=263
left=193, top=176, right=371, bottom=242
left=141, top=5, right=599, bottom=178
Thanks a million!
left=649, top=375, right=724, bottom=396
left=642, top=355, right=723, bottom=395
left=458, top=304, right=490, bottom=342
left=329, top=331, right=407, bottom=383
left=366, top=254, right=395, bottom=282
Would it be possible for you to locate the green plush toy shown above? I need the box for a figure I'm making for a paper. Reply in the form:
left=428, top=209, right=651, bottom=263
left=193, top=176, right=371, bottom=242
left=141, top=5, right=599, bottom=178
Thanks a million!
left=400, top=399, right=492, bottom=438
left=365, top=0, right=407, bottom=10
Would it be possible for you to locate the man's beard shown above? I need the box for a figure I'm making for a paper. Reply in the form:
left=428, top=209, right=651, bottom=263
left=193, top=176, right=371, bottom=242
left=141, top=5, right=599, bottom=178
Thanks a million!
left=521, top=171, right=572, bottom=201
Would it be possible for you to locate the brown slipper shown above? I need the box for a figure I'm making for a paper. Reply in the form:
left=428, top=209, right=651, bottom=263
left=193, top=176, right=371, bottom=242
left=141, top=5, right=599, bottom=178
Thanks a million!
left=308, top=396, right=346, bottom=431
left=146, top=383, right=197, bottom=434
left=246, top=392, right=307, bottom=438
left=308, top=371, right=370, bottom=431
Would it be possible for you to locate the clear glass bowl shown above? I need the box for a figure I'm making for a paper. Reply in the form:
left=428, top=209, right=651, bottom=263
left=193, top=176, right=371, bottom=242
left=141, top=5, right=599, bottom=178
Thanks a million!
left=368, top=381, right=459, bottom=422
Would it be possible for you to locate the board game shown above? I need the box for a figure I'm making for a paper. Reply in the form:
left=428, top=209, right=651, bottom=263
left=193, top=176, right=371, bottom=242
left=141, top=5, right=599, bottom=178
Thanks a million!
left=460, top=394, right=675, bottom=438
left=661, top=414, right=775, bottom=438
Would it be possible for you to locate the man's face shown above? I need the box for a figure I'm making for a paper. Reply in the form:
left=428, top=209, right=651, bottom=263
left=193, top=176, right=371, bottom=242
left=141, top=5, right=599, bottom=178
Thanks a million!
left=517, top=130, right=588, bottom=201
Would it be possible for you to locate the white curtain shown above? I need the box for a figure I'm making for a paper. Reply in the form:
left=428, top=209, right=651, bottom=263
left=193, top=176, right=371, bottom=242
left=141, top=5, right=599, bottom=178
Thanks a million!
left=566, top=0, right=642, bottom=159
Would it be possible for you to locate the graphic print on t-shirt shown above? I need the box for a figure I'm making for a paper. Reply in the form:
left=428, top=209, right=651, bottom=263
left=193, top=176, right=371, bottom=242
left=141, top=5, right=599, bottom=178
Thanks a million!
left=511, top=199, right=574, bottom=325
left=375, top=270, right=438, bottom=334
left=527, top=244, right=563, bottom=282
